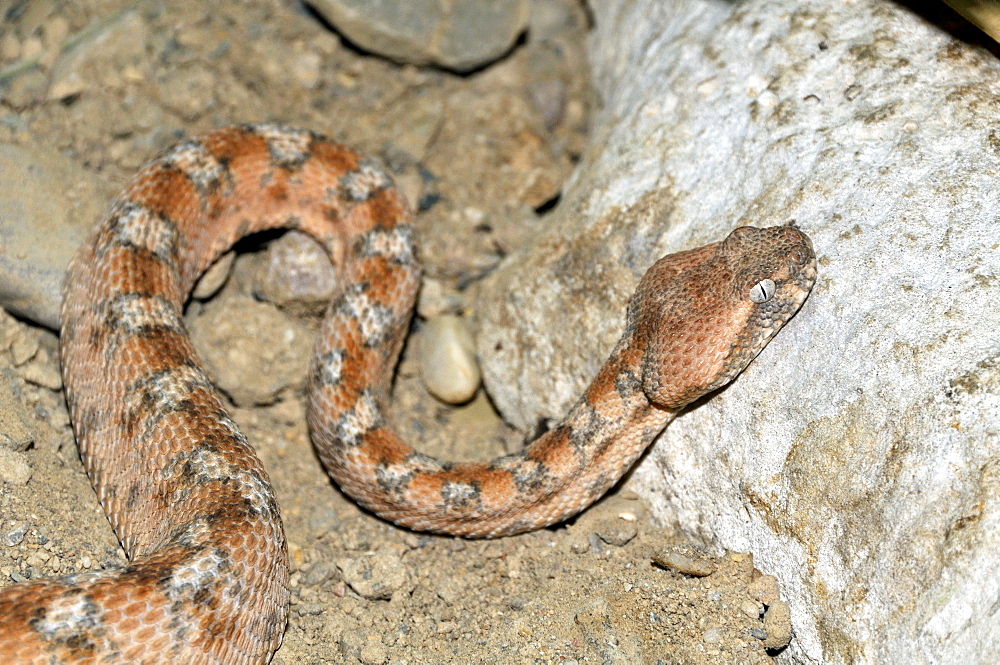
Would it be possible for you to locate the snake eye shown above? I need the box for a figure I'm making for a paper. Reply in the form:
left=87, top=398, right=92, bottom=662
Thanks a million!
left=749, top=279, right=776, bottom=303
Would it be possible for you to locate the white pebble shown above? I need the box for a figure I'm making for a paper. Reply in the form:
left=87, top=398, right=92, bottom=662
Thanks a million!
left=420, top=315, right=480, bottom=404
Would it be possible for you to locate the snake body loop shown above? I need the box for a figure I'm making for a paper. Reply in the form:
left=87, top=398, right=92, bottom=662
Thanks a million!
left=0, top=125, right=816, bottom=664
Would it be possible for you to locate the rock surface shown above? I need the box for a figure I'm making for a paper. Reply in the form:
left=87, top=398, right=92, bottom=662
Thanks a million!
left=477, top=1, right=1000, bottom=662
left=0, top=140, right=112, bottom=330
left=305, top=0, right=530, bottom=72
left=187, top=295, right=313, bottom=406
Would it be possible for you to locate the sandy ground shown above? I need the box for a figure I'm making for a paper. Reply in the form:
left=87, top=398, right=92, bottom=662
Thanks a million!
left=0, top=1, right=790, bottom=662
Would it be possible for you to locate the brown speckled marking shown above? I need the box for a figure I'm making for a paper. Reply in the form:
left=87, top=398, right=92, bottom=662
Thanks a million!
left=0, top=124, right=816, bottom=664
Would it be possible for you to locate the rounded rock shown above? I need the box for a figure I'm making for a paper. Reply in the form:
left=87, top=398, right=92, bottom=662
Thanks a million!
left=420, top=314, right=480, bottom=404
left=305, top=0, right=530, bottom=72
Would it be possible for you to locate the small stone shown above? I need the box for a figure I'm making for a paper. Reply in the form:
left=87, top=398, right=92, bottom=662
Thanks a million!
left=436, top=620, right=457, bottom=634
left=292, top=51, right=322, bottom=89
left=0, top=448, right=32, bottom=485
left=47, top=72, right=86, bottom=101
left=415, top=277, right=461, bottom=319
left=594, top=518, right=638, bottom=547
left=156, top=67, right=216, bottom=121
left=188, top=296, right=312, bottom=406
left=741, top=598, right=764, bottom=619
left=748, top=574, right=781, bottom=605
left=192, top=251, right=235, bottom=300
left=762, top=599, right=793, bottom=649
left=2, top=70, right=48, bottom=109
left=435, top=575, right=464, bottom=604
left=20, top=36, right=43, bottom=60
left=302, top=560, right=337, bottom=587
left=253, top=231, right=338, bottom=316
left=9, top=332, right=39, bottom=366
left=305, top=0, right=530, bottom=72
left=2, top=523, right=28, bottom=547
left=419, top=314, right=480, bottom=404
left=337, top=551, right=410, bottom=600
left=652, top=550, right=716, bottom=577
left=26, top=550, right=50, bottom=567
left=18, top=361, right=62, bottom=391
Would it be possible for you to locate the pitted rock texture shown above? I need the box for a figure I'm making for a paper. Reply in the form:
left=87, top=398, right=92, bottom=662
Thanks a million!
left=477, top=1, right=1000, bottom=663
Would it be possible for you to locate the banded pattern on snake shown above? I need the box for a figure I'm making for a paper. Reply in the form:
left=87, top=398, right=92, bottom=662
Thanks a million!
left=0, top=124, right=816, bottom=664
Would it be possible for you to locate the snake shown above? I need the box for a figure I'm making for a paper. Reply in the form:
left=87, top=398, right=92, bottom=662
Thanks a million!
left=0, top=124, right=816, bottom=664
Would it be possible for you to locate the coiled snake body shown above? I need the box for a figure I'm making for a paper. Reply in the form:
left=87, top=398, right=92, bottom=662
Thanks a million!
left=0, top=125, right=816, bottom=663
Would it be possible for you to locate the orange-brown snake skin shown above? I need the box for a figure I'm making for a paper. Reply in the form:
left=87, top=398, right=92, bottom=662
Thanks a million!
left=0, top=124, right=816, bottom=663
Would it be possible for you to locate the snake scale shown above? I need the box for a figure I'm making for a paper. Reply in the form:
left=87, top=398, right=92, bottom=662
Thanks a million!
left=0, top=124, right=816, bottom=663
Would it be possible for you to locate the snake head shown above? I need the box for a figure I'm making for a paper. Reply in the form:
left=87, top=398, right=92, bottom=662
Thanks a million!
left=629, top=225, right=817, bottom=411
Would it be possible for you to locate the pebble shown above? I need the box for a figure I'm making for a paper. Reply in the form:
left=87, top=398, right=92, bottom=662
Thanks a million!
left=192, top=251, right=235, bottom=300
left=188, top=296, right=312, bottom=406
left=41, top=15, right=70, bottom=50
left=419, top=314, right=480, bottom=404
left=306, top=0, right=530, bottom=72
left=156, top=68, right=216, bottom=121
left=748, top=573, right=781, bottom=605
left=9, top=332, right=38, bottom=366
left=0, top=447, right=33, bottom=485
left=741, top=598, right=764, bottom=619
left=435, top=575, right=464, bottom=605
left=761, top=599, right=793, bottom=649
left=25, top=550, right=50, bottom=568
left=253, top=231, right=338, bottom=316
left=337, top=551, right=410, bottom=600
left=291, top=51, right=322, bottom=89
left=302, top=559, right=338, bottom=587
left=2, top=522, right=28, bottom=547
left=18, top=361, right=62, bottom=391
left=652, top=549, right=716, bottom=577
left=2, top=69, right=48, bottom=110
left=415, top=277, right=462, bottom=319
left=593, top=518, right=638, bottom=547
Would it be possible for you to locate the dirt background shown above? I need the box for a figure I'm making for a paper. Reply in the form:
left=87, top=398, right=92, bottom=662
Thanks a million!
left=0, top=1, right=791, bottom=662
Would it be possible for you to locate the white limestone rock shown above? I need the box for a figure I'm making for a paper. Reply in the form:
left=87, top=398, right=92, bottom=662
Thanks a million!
left=476, top=1, right=1000, bottom=662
